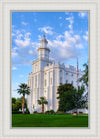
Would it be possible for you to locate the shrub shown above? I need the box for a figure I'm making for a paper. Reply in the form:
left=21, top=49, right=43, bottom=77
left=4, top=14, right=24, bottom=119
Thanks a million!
left=34, top=111, right=38, bottom=114
left=79, top=111, right=83, bottom=114
left=49, top=109, right=55, bottom=114
left=45, top=110, right=50, bottom=114
left=12, top=111, right=22, bottom=114
left=55, top=111, right=66, bottom=115
left=25, top=108, right=30, bottom=114
left=38, top=112, right=44, bottom=114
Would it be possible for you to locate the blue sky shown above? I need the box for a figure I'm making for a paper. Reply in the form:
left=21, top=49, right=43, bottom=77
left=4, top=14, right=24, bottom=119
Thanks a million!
left=12, top=11, right=88, bottom=98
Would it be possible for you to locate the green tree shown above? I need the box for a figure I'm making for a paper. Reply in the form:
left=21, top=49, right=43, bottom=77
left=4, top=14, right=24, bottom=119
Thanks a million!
left=72, top=86, right=87, bottom=115
left=57, top=83, right=75, bottom=112
left=17, top=83, right=30, bottom=114
left=12, top=100, right=22, bottom=112
left=79, top=62, right=88, bottom=109
left=37, top=97, right=48, bottom=112
left=12, top=97, right=17, bottom=112
left=80, top=63, right=88, bottom=87
left=12, top=97, right=16, bottom=104
left=17, top=97, right=27, bottom=109
left=57, top=83, right=87, bottom=115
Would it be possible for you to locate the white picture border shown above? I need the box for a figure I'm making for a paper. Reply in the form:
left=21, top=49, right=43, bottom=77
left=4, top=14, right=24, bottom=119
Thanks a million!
left=0, top=0, right=100, bottom=138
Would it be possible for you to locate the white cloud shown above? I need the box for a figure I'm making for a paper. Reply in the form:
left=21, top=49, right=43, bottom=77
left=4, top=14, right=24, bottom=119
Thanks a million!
left=15, top=39, right=30, bottom=47
left=78, top=12, right=88, bottom=18
left=68, top=24, right=72, bottom=30
left=66, top=16, right=74, bottom=25
left=59, top=17, right=62, bottom=19
left=29, top=50, right=33, bottom=54
left=83, top=31, right=88, bottom=41
left=12, top=28, right=38, bottom=65
left=12, top=52, right=18, bottom=57
left=12, top=25, right=83, bottom=66
left=14, top=31, right=31, bottom=47
left=38, top=35, right=42, bottom=40
left=12, top=67, right=17, bottom=70
left=47, top=30, right=83, bottom=62
left=38, top=26, right=53, bottom=35
left=75, top=44, right=83, bottom=49
left=21, top=21, right=28, bottom=26
left=65, top=16, right=74, bottom=30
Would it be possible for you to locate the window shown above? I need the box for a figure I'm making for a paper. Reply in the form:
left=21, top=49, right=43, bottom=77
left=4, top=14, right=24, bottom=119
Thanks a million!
left=47, top=63, right=49, bottom=66
left=66, top=80, right=68, bottom=83
left=72, top=74, right=73, bottom=76
left=71, top=81, right=73, bottom=85
left=60, top=70, right=62, bottom=72
left=35, top=76, right=37, bottom=87
left=66, top=72, right=68, bottom=75
left=60, top=77, right=62, bottom=83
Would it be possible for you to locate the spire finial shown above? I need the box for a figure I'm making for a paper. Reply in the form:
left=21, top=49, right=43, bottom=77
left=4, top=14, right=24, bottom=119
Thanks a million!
left=43, top=31, right=46, bottom=38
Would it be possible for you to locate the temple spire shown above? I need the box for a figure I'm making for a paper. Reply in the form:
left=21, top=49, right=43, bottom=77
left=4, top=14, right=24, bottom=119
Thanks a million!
left=43, top=31, right=46, bottom=38
left=40, top=32, right=48, bottom=46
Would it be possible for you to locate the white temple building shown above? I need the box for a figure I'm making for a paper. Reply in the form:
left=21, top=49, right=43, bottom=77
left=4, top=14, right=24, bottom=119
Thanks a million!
left=27, top=34, right=85, bottom=114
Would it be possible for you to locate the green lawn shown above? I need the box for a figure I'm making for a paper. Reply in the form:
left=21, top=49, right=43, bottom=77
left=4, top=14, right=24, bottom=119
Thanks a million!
left=12, top=114, right=88, bottom=127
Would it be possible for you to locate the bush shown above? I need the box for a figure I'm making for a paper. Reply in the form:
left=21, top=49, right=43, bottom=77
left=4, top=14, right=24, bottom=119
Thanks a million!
left=34, top=111, right=38, bottom=114
left=45, top=110, right=50, bottom=114
left=38, top=112, right=44, bottom=114
left=25, top=108, right=30, bottom=114
left=79, top=111, right=83, bottom=114
left=55, top=111, right=66, bottom=115
left=49, top=109, right=55, bottom=114
left=12, top=111, right=22, bottom=114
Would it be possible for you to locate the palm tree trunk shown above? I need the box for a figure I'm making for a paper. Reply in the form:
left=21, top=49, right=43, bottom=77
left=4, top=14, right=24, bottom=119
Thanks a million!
left=22, top=94, right=25, bottom=114
left=42, top=104, right=44, bottom=112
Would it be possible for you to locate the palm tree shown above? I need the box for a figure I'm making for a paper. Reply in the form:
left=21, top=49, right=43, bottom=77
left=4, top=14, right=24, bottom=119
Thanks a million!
left=37, top=97, right=48, bottom=112
left=17, top=83, right=30, bottom=114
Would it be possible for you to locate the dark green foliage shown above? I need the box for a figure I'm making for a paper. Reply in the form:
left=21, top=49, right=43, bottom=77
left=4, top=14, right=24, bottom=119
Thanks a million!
left=45, top=110, right=50, bottom=114
left=79, top=111, right=83, bottom=114
left=80, top=62, right=88, bottom=87
left=34, top=111, right=38, bottom=114
left=45, top=110, right=55, bottom=114
left=17, top=83, right=30, bottom=95
left=12, top=97, right=28, bottom=114
left=17, top=83, right=30, bottom=114
left=12, top=99, right=21, bottom=112
left=79, top=62, right=88, bottom=108
left=57, top=83, right=87, bottom=113
left=49, top=109, right=55, bottom=114
left=12, top=111, right=22, bottom=114
left=25, top=108, right=30, bottom=114
left=57, top=83, right=75, bottom=112
left=37, top=97, right=48, bottom=112
left=55, top=111, right=66, bottom=115
left=37, top=97, right=48, bottom=105
left=12, top=97, right=16, bottom=104
left=17, top=97, right=27, bottom=109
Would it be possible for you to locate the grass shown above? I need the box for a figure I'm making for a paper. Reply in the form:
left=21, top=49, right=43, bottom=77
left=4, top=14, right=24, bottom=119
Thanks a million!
left=12, top=114, right=88, bottom=127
